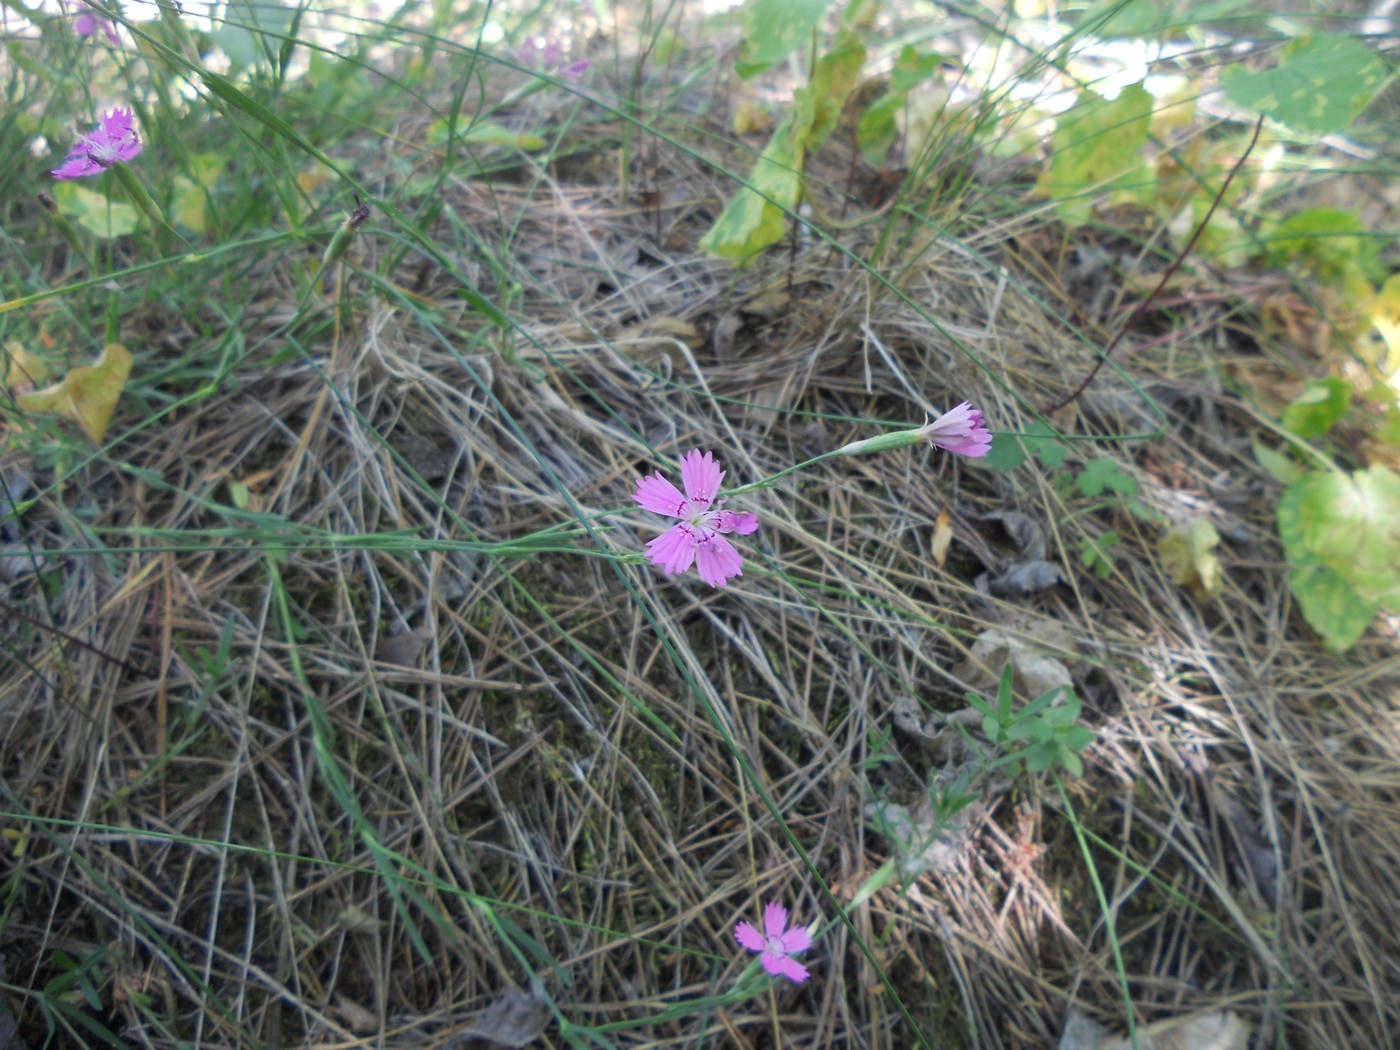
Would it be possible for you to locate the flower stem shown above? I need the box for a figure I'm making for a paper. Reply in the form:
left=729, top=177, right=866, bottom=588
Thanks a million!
left=109, top=162, right=170, bottom=237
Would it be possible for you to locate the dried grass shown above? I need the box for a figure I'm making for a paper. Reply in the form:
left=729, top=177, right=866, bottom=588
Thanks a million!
left=2, top=26, right=1399, bottom=1050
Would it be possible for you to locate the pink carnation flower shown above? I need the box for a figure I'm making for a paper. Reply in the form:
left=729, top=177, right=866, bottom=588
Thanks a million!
left=74, top=11, right=120, bottom=45
left=51, top=108, right=143, bottom=181
left=634, top=449, right=758, bottom=588
left=919, top=401, right=991, bottom=457
left=734, top=902, right=811, bottom=984
left=515, top=36, right=589, bottom=80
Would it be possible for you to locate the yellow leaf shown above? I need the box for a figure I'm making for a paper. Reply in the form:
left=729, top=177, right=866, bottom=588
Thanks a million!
left=297, top=163, right=333, bottom=196
left=2, top=340, right=48, bottom=391
left=1158, top=519, right=1223, bottom=600
left=1369, top=273, right=1400, bottom=376
left=15, top=344, right=132, bottom=443
left=930, top=507, right=953, bottom=569
left=732, top=98, right=772, bottom=136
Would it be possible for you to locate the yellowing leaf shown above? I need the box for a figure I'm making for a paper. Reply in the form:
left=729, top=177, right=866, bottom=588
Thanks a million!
left=732, top=98, right=772, bottom=136
left=2, top=340, right=48, bottom=390
left=1368, top=273, right=1400, bottom=375
left=930, top=507, right=953, bottom=569
left=15, top=344, right=132, bottom=443
left=51, top=182, right=140, bottom=239
left=1158, top=519, right=1223, bottom=599
left=171, top=176, right=210, bottom=233
left=297, top=162, right=333, bottom=196
left=1034, top=83, right=1153, bottom=228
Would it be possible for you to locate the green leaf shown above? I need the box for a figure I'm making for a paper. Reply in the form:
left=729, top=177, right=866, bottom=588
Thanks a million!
left=1252, top=439, right=1304, bottom=484
left=856, top=46, right=942, bottom=165
left=1282, top=377, right=1353, bottom=439
left=795, top=29, right=865, bottom=154
left=701, top=30, right=864, bottom=262
left=1278, top=467, right=1400, bottom=650
left=1077, top=458, right=1138, bottom=497
left=1285, top=553, right=1380, bottom=652
left=1060, top=750, right=1084, bottom=778
left=1286, top=467, right=1400, bottom=606
left=1034, top=82, right=1153, bottom=228
left=698, top=123, right=800, bottom=261
left=1220, top=33, right=1391, bottom=136
left=52, top=183, right=139, bottom=239
left=981, top=432, right=1026, bottom=471
left=428, top=119, right=546, bottom=151
left=1063, top=726, right=1096, bottom=751
left=213, top=0, right=295, bottom=71
left=1263, top=208, right=1384, bottom=284
left=736, top=0, right=830, bottom=79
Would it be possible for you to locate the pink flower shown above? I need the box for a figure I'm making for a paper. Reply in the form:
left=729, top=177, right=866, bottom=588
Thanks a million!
left=919, top=401, right=991, bottom=457
left=51, top=108, right=143, bottom=180
left=634, top=449, right=758, bottom=588
left=734, top=902, right=812, bottom=984
left=515, top=36, right=589, bottom=80
left=74, top=11, right=120, bottom=45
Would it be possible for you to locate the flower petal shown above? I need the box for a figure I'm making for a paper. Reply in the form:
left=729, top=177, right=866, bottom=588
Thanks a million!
left=634, top=472, right=688, bottom=517
left=51, top=150, right=105, bottom=180
left=922, top=401, right=991, bottom=457
left=644, top=523, right=698, bottom=576
left=734, top=921, right=764, bottom=953
left=765, top=953, right=810, bottom=984
left=694, top=531, right=744, bottom=587
left=779, top=924, right=811, bottom=954
left=762, top=902, right=789, bottom=940
left=712, top=509, right=758, bottom=535
left=679, top=449, right=723, bottom=508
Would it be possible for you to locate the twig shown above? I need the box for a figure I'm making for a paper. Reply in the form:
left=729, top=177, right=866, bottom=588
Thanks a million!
left=1043, top=115, right=1264, bottom=415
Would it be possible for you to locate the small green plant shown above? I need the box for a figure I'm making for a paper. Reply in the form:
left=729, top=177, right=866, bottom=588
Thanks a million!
left=1079, top=531, right=1120, bottom=579
left=964, top=666, right=1096, bottom=779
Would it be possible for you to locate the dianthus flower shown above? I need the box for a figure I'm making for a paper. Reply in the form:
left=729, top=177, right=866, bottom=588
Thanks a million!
left=51, top=108, right=143, bottom=181
left=634, top=449, right=758, bottom=587
left=74, top=11, right=120, bottom=44
left=515, top=36, right=589, bottom=80
left=918, top=400, right=991, bottom=457
left=833, top=400, right=992, bottom=459
left=734, top=902, right=811, bottom=984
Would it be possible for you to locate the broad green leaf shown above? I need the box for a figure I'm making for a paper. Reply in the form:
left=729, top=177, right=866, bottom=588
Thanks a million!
left=794, top=30, right=865, bottom=154
left=701, top=30, right=863, bottom=262
left=1281, top=377, right=1352, bottom=439
left=1263, top=208, right=1384, bottom=284
left=1252, top=439, right=1304, bottom=484
left=1285, top=552, right=1379, bottom=652
left=1220, top=34, right=1390, bottom=136
left=1282, top=467, right=1400, bottom=606
left=735, top=0, right=829, bottom=79
left=52, top=183, right=139, bottom=239
left=14, top=344, right=132, bottom=443
left=213, top=0, right=295, bottom=71
left=1034, top=82, right=1153, bottom=228
left=856, top=46, right=943, bottom=165
left=698, top=124, right=800, bottom=261
left=1158, top=519, right=1223, bottom=599
left=1278, top=467, right=1400, bottom=650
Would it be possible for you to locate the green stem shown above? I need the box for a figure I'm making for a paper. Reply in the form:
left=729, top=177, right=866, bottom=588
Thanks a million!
left=726, top=448, right=847, bottom=496
left=109, top=162, right=170, bottom=237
